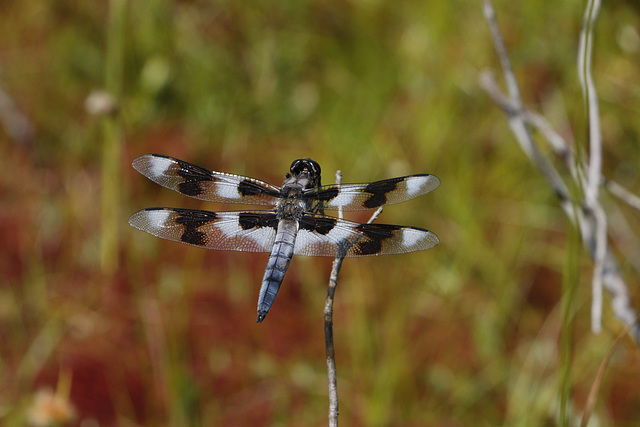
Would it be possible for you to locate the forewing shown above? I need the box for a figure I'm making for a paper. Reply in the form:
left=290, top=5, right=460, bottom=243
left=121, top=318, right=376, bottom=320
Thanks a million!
left=128, top=208, right=278, bottom=252
left=132, top=154, right=281, bottom=206
left=306, top=174, right=440, bottom=211
left=294, top=215, right=439, bottom=257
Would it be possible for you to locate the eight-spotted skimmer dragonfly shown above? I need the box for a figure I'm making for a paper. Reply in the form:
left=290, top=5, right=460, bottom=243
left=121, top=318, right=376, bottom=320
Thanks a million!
left=128, top=154, right=440, bottom=322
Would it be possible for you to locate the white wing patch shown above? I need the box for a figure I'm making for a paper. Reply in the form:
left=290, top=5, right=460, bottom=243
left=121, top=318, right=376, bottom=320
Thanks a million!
left=240, top=226, right=278, bottom=251
left=294, top=228, right=344, bottom=256
left=402, top=227, right=436, bottom=249
left=325, top=224, right=358, bottom=243
left=215, top=181, right=243, bottom=200
left=129, top=208, right=171, bottom=230
left=214, top=215, right=247, bottom=237
left=327, top=191, right=357, bottom=207
left=214, top=213, right=277, bottom=251
left=405, top=175, right=440, bottom=197
left=133, top=154, right=171, bottom=179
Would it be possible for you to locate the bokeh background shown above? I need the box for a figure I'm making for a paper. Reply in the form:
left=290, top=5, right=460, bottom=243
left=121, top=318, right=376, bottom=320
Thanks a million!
left=2, top=0, right=640, bottom=425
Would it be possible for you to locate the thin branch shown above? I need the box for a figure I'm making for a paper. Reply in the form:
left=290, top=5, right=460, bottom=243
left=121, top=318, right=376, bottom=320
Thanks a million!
left=578, top=0, right=606, bottom=334
left=480, top=72, right=640, bottom=218
left=481, top=0, right=522, bottom=109
left=324, top=168, right=383, bottom=426
left=604, top=178, right=640, bottom=212
left=478, top=72, right=573, bottom=219
left=578, top=0, right=604, bottom=201
left=325, top=169, right=342, bottom=427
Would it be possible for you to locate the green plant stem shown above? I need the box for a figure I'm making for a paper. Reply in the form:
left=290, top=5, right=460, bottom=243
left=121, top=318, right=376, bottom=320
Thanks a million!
left=559, top=214, right=580, bottom=426
left=100, top=0, right=127, bottom=274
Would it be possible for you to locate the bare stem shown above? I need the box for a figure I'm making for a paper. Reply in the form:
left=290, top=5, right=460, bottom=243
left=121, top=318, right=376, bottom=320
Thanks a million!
left=325, top=170, right=342, bottom=427
left=578, top=0, right=606, bottom=334
left=324, top=168, right=383, bottom=426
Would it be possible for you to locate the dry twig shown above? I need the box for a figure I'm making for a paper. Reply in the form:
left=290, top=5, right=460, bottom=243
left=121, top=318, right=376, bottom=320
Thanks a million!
left=324, top=169, right=383, bottom=426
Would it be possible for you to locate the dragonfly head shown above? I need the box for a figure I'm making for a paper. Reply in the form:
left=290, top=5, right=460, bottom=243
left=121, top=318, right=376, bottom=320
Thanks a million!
left=289, top=158, right=321, bottom=188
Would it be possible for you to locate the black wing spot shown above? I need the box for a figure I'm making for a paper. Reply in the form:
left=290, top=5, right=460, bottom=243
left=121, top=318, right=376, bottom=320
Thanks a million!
left=181, top=229, right=206, bottom=245
left=299, top=216, right=337, bottom=235
left=313, top=187, right=339, bottom=202
left=305, top=187, right=338, bottom=214
left=178, top=180, right=205, bottom=196
left=238, top=212, right=278, bottom=231
left=363, top=177, right=403, bottom=209
left=174, top=159, right=214, bottom=197
left=238, top=179, right=281, bottom=198
left=353, top=223, right=401, bottom=255
left=173, top=209, right=217, bottom=246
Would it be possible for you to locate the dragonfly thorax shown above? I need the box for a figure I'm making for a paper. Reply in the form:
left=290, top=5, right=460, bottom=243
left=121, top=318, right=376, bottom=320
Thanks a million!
left=276, top=197, right=306, bottom=220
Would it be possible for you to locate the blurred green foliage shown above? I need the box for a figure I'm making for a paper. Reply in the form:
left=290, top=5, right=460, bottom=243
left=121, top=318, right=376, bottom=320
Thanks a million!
left=1, top=0, right=640, bottom=425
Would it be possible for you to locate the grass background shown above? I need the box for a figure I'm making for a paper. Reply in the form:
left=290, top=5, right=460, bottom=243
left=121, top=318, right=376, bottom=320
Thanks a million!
left=1, top=0, right=640, bottom=425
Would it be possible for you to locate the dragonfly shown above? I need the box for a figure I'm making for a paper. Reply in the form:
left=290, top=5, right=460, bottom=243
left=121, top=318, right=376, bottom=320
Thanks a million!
left=128, top=154, right=440, bottom=322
